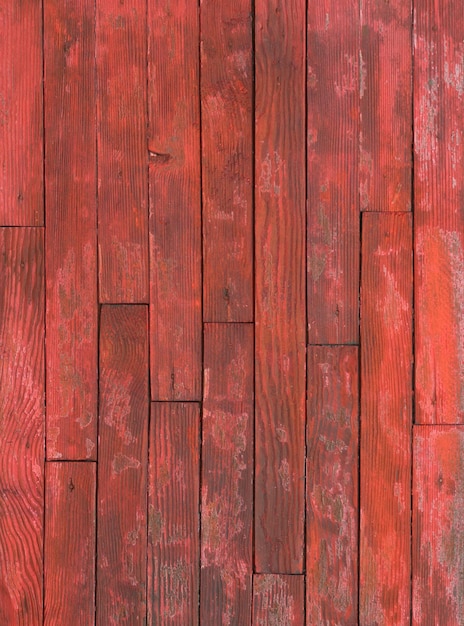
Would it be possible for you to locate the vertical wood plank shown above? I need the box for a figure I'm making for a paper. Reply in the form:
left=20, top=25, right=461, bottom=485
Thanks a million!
left=201, top=0, right=253, bottom=322
left=98, top=305, right=149, bottom=625
left=360, top=213, right=413, bottom=625
left=306, top=346, right=358, bottom=624
left=201, top=323, right=253, bottom=624
left=148, top=0, right=202, bottom=400
left=148, top=403, right=200, bottom=626
left=0, top=228, right=44, bottom=625
left=252, top=575, right=304, bottom=626
left=255, top=0, right=306, bottom=573
left=44, top=0, right=98, bottom=460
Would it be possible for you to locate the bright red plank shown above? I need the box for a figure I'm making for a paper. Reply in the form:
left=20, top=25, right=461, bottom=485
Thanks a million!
left=252, top=575, right=304, bottom=626
left=255, top=0, right=306, bottom=573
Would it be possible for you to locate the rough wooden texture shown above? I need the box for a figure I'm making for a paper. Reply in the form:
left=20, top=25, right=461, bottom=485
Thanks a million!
left=307, top=346, right=359, bottom=624
left=255, top=0, right=306, bottom=573
left=307, top=0, right=360, bottom=344
left=148, top=403, right=200, bottom=626
left=201, top=0, right=253, bottom=322
left=360, top=213, right=413, bottom=625
left=0, top=228, right=44, bottom=624
left=201, top=323, right=254, bottom=624
left=148, top=0, right=202, bottom=400
left=415, top=2, right=464, bottom=424
left=44, top=462, right=96, bottom=625
left=96, top=0, right=148, bottom=303
left=252, top=575, right=304, bottom=626
left=97, top=306, right=149, bottom=625
left=44, top=0, right=98, bottom=460
left=413, top=426, right=464, bottom=625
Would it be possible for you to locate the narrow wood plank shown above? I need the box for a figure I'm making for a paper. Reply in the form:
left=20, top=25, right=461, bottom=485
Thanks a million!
left=148, top=403, right=199, bottom=625
left=45, top=462, right=96, bottom=625
left=97, top=0, right=148, bottom=303
left=201, top=323, right=253, bottom=623
left=201, top=0, right=253, bottom=322
left=415, top=3, right=464, bottom=424
left=0, top=228, right=44, bottom=624
left=253, top=575, right=304, bottom=626
left=0, top=2, right=43, bottom=225
left=307, top=0, right=360, bottom=343
left=44, top=0, right=98, bottom=460
left=255, top=0, right=306, bottom=573
left=413, top=426, right=464, bottom=625
left=148, top=0, right=201, bottom=400
left=307, top=346, right=358, bottom=624
left=360, top=213, right=413, bottom=625
left=98, top=306, right=149, bottom=624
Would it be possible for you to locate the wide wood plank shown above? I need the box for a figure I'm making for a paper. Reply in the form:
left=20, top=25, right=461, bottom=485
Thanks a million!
left=255, top=0, right=306, bottom=573
left=252, top=575, right=304, bottom=626
left=201, top=323, right=253, bottom=623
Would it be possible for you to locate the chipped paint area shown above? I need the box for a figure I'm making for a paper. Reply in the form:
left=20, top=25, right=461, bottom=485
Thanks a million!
left=253, top=575, right=297, bottom=626
left=100, top=374, right=135, bottom=445
left=258, top=151, right=285, bottom=197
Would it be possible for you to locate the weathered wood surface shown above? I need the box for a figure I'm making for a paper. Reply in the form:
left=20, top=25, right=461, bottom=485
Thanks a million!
left=252, top=575, right=304, bottom=626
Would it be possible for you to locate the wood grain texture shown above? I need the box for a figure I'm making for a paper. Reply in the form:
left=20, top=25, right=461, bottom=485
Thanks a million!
left=254, top=0, right=306, bottom=573
left=44, top=0, right=98, bottom=460
left=148, top=403, right=199, bottom=626
left=307, top=346, right=358, bottom=624
left=201, top=323, right=253, bottom=624
left=201, top=0, right=253, bottom=322
left=414, top=3, right=464, bottom=424
left=252, top=575, right=304, bottom=626
left=0, top=228, right=44, bottom=625
left=97, top=306, right=149, bottom=625
left=307, top=0, right=360, bottom=344
left=360, top=213, right=413, bottom=625
left=97, top=0, right=148, bottom=303
left=0, top=2, right=43, bottom=225
left=44, top=462, right=96, bottom=625
left=148, top=0, right=201, bottom=400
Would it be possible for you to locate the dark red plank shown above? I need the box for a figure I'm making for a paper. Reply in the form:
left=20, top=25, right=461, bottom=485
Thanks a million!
left=201, top=323, right=253, bottom=623
left=0, top=228, right=44, bottom=624
left=97, top=306, right=149, bottom=624
left=360, top=213, right=413, bottom=624
left=255, top=0, right=306, bottom=573
left=201, top=0, right=253, bottom=322
left=148, top=403, right=200, bottom=625
left=307, top=0, right=360, bottom=343
left=307, top=346, right=358, bottom=624
left=252, top=575, right=304, bottom=626
left=148, top=0, right=201, bottom=400
left=44, top=0, right=98, bottom=460
left=45, top=462, right=96, bottom=625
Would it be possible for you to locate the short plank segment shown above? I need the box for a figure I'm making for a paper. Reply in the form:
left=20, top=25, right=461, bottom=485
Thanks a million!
left=252, top=575, right=304, bottom=626
left=98, top=306, right=149, bottom=625
left=148, top=0, right=201, bottom=400
left=44, top=0, right=98, bottom=460
left=360, top=213, right=413, bottom=624
left=44, top=462, right=96, bottom=625
left=148, top=403, right=200, bottom=625
left=307, top=0, right=360, bottom=344
left=307, top=346, right=358, bottom=624
left=255, top=0, right=306, bottom=573
left=0, top=229, right=44, bottom=624
left=201, top=323, right=254, bottom=624
left=201, top=0, right=253, bottom=322
left=97, top=0, right=148, bottom=303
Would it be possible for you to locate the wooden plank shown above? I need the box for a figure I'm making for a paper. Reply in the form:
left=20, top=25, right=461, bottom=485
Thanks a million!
left=307, top=0, right=360, bottom=343
left=0, top=2, right=43, bottom=225
left=306, top=346, right=358, bottom=624
left=252, top=575, right=304, bottom=626
left=201, top=0, right=253, bottom=322
left=96, top=0, right=148, bottom=303
left=44, top=0, right=98, bottom=460
left=148, top=0, right=201, bottom=400
left=360, top=213, right=413, bottom=625
left=201, top=323, right=253, bottom=623
left=414, top=3, right=464, bottom=424
left=413, top=426, right=464, bottom=625
left=148, top=403, right=200, bottom=625
left=97, top=305, right=149, bottom=624
left=254, top=0, right=306, bottom=573
left=44, top=462, right=96, bottom=625
left=0, top=228, right=44, bottom=624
